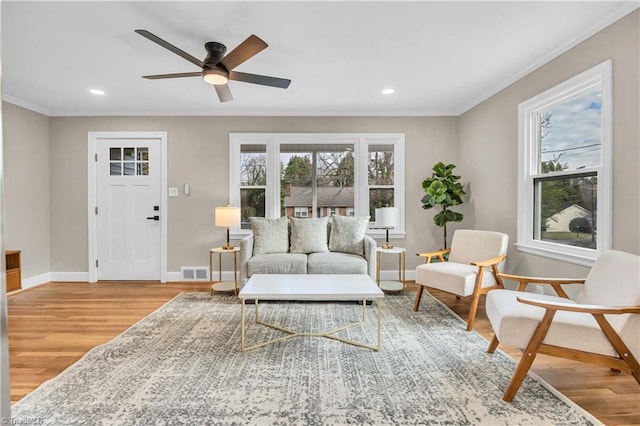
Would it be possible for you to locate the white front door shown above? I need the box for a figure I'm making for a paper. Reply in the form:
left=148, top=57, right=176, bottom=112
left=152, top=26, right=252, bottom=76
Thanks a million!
left=96, top=139, right=162, bottom=280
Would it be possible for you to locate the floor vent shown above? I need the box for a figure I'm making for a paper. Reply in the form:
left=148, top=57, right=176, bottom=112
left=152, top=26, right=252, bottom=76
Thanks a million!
left=181, top=267, right=209, bottom=281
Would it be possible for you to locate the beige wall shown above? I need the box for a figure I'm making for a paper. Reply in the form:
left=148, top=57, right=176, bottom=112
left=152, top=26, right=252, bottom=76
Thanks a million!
left=48, top=116, right=458, bottom=273
left=5, top=10, right=637, bottom=280
left=458, top=10, right=639, bottom=277
left=2, top=103, right=50, bottom=278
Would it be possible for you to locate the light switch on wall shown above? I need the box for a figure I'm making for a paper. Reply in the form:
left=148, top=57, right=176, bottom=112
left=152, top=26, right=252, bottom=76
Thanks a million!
left=168, top=187, right=179, bottom=197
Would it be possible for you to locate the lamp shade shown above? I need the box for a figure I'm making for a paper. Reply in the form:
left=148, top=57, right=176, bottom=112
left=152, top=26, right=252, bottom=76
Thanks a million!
left=375, top=207, right=400, bottom=228
left=215, top=205, right=241, bottom=228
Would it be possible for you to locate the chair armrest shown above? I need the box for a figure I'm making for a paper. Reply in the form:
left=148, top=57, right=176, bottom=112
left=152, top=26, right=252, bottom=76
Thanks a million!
left=497, top=273, right=585, bottom=296
left=516, top=295, right=640, bottom=315
left=416, top=249, right=450, bottom=263
left=363, top=235, right=377, bottom=280
left=239, top=234, right=254, bottom=284
left=471, top=254, right=507, bottom=267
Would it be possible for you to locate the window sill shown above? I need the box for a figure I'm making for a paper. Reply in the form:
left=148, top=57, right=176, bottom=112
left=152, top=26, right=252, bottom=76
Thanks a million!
left=515, top=242, right=596, bottom=267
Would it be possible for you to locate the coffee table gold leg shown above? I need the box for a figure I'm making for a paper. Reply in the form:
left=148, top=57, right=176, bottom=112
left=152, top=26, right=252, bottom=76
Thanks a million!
left=376, top=299, right=381, bottom=351
left=362, top=298, right=367, bottom=321
left=241, top=298, right=382, bottom=352
left=255, top=299, right=259, bottom=322
left=241, top=299, right=245, bottom=352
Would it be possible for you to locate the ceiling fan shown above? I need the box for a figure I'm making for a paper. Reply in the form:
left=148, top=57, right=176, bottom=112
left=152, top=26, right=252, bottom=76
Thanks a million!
left=135, top=29, right=291, bottom=103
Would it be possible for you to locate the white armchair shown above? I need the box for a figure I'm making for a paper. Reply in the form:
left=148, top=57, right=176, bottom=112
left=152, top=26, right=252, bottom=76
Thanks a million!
left=486, top=250, right=640, bottom=402
left=413, top=229, right=508, bottom=331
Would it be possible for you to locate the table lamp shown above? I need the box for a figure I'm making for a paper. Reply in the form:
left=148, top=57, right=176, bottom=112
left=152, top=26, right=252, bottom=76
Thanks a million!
left=215, top=204, right=241, bottom=250
left=375, top=207, right=399, bottom=249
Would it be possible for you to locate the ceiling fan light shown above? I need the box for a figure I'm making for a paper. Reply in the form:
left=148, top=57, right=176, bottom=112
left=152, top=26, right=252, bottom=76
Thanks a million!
left=203, top=69, right=229, bottom=85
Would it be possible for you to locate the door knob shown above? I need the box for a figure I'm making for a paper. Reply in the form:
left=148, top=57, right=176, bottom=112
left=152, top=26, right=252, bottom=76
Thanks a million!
left=146, top=215, right=160, bottom=221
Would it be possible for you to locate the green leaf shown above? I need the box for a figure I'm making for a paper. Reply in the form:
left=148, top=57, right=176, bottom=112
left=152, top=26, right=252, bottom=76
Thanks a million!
left=433, top=211, right=448, bottom=227
left=421, top=194, right=436, bottom=209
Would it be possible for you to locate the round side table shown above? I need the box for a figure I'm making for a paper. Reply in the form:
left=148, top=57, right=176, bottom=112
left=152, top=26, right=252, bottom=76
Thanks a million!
left=209, top=247, right=240, bottom=295
left=375, top=246, right=406, bottom=292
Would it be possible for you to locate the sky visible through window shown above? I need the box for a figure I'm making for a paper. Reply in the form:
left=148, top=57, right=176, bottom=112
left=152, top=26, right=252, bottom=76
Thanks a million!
left=540, top=90, right=602, bottom=171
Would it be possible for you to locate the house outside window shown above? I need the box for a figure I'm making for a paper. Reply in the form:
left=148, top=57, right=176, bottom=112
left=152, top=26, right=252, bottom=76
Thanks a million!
left=516, top=60, right=611, bottom=266
left=229, top=133, right=405, bottom=236
left=294, top=207, right=308, bottom=217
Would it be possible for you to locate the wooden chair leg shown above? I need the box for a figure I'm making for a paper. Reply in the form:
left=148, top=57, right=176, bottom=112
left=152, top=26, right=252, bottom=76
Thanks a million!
left=503, top=309, right=556, bottom=402
left=488, top=335, right=499, bottom=353
left=592, top=313, right=640, bottom=385
left=466, top=294, right=480, bottom=331
left=413, top=286, right=425, bottom=312
left=466, top=267, right=486, bottom=331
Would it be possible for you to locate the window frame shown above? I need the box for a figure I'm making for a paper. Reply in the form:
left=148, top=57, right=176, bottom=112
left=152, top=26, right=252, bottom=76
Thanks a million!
left=229, top=133, right=405, bottom=238
left=516, top=60, right=612, bottom=267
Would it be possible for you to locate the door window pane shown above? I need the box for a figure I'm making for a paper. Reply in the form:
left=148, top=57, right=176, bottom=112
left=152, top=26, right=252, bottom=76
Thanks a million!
left=124, top=148, right=135, bottom=161
left=110, top=148, right=121, bottom=161
left=110, top=163, right=122, bottom=176
left=137, top=163, right=149, bottom=176
left=123, top=162, right=135, bottom=176
left=137, top=147, right=149, bottom=161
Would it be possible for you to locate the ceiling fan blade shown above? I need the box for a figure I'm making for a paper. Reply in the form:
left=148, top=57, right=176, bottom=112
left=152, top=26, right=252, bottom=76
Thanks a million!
left=220, top=34, right=268, bottom=71
left=214, top=84, right=234, bottom=103
left=229, top=71, right=291, bottom=89
left=142, top=72, right=202, bottom=80
left=135, top=29, right=204, bottom=68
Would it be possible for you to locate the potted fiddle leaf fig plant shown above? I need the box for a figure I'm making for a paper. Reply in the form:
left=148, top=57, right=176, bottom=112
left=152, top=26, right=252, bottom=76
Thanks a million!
left=421, top=162, right=465, bottom=249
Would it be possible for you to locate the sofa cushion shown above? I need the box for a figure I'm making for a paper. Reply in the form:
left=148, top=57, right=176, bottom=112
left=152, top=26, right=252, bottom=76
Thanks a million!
left=290, top=217, right=329, bottom=254
left=249, top=217, right=289, bottom=255
left=247, top=253, right=308, bottom=276
left=307, top=252, right=368, bottom=275
left=329, top=215, right=370, bottom=255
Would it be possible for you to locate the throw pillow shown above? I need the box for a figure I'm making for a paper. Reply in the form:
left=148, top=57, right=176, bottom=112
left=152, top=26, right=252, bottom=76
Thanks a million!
left=249, top=217, right=289, bottom=255
left=329, top=215, right=370, bottom=255
left=289, top=217, right=329, bottom=254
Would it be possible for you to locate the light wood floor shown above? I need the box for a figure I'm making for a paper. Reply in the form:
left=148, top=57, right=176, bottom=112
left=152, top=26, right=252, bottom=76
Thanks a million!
left=5, top=281, right=640, bottom=424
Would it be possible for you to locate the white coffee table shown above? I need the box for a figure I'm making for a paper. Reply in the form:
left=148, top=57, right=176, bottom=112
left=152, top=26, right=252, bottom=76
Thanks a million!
left=239, top=274, right=384, bottom=352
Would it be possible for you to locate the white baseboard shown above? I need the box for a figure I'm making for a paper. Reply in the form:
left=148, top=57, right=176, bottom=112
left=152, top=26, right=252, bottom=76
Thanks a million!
left=50, top=272, right=90, bottom=282
left=20, top=272, right=51, bottom=289
left=166, top=270, right=234, bottom=282
left=17, top=270, right=415, bottom=285
left=166, top=271, right=183, bottom=282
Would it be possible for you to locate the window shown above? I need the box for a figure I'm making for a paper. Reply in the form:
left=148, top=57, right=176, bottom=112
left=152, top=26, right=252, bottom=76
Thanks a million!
left=517, top=60, right=611, bottom=266
left=229, top=133, right=405, bottom=236
left=238, top=144, right=267, bottom=229
left=109, top=147, right=149, bottom=176
left=294, top=207, right=308, bottom=217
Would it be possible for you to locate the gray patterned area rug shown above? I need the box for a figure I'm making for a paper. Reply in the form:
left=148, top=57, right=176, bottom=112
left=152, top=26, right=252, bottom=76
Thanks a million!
left=11, top=292, right=599, bottom=425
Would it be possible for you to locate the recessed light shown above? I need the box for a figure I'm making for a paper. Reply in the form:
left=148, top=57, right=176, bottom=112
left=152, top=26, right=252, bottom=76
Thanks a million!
left=381, top=88, right=395, bottom=95
left=89, top=89, right=105, bottom=96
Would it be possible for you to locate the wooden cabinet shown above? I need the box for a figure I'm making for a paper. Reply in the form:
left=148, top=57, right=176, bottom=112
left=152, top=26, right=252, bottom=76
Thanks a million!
left=6, top=250, right=21, bottom=292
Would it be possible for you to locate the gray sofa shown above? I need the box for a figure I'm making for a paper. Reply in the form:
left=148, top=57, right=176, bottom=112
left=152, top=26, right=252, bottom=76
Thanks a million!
left=239, top=216, right=377, bottom=285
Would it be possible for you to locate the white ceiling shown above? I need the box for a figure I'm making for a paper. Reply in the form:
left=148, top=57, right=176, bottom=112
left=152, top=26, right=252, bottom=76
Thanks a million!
left=2, top=1, right=637, bottom=117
